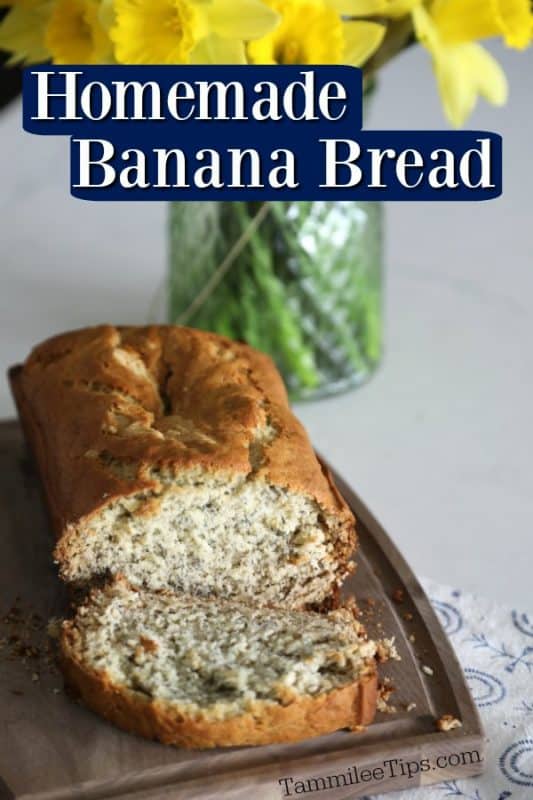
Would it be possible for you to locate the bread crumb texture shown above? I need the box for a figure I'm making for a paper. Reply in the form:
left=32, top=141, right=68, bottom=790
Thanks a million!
left=16, top=325, right=355, bottom=608
left=62, top=581, right=376, bottom=720
left=436, top=714, right=462, bottom=732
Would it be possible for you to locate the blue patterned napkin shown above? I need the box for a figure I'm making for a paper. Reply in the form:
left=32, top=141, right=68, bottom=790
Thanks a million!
left=373, top=579, right=533, bottom=800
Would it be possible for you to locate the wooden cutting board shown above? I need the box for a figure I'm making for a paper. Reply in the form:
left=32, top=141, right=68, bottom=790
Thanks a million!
left=0, top=420, right=484, bottom=800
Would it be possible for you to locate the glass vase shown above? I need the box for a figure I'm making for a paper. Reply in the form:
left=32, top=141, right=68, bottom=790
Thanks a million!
left=168, top=200, right=383, bottom=401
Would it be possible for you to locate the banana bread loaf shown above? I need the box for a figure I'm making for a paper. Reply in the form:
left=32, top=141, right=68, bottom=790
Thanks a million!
left=10, top=324, right=355, bottom=607
left=59, top=578, right=378, bottom=748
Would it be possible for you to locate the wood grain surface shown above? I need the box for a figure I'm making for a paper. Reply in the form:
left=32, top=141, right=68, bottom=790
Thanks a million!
left=0, top=420, right=484, bottom=800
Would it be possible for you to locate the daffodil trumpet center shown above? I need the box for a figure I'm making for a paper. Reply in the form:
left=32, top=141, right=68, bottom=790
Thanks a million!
left=249, top=0, right=346, bottom=65
left=45, top=0, right=111, bottom=65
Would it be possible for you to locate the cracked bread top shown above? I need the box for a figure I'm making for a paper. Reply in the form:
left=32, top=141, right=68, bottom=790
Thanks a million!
left=12, top=325, right=355, bottom=549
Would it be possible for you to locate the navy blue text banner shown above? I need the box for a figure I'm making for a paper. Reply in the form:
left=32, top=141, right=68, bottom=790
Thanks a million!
left=23, top=65, right=502, bottom=201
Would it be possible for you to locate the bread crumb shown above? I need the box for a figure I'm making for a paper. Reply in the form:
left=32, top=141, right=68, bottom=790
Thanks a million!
left=375, top=638, right=400, bottom=663
left=377, top=694, right=398, bottom=714
left=133, top=635, right=160, bottom=664
left=422, top=664, right=434, bottom=676
left=376, top=675, right=398, bottom=715
left=1, top=599, right=59, bottom=683
left=379, top=682, right=395, bottom=702
left=409, top=633, right=416, bottom=643
left=436, top=714, right=462, bottom=732
left=139, top=636, right=158, bottom=653
left=403, top=612, right=413, bottom=621
left=340, top=595, right=361, bottom=619
left=392, top=588, right=405, bottom=604
left=406, top=702, right=417, bottom=712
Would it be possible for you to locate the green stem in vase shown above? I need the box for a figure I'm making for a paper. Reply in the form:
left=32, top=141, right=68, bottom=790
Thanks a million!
left=167, top=198, right=384, bottom=401
left=233, top=202, right=320, bottom=389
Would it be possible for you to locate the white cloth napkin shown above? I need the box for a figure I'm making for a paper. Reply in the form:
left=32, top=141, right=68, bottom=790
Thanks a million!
left=370, top=579, right=533, bottom=800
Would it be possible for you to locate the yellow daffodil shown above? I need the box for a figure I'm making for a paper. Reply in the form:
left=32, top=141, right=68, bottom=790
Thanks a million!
left=247, top=0, right=385, bottom=67
left=347, top=0, right=418, bottom=17
left=111, top=0, right=279, bottom=65
left=432, top=0, right=532, bottom=51
left=98, top=0, right=116, bottom=32
left=0, top=0, right=52, bottom=64
left=413, top=5, right=508, bottom=127
left=45, top=0, right=113, bottom=64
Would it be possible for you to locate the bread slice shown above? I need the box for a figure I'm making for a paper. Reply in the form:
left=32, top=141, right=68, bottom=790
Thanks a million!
left=11, top=325, right=355, bottom=608
left=59, top=579, right=378, bottom=749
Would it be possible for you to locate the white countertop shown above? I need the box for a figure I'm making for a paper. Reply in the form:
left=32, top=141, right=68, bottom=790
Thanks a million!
left=1, top=45, right=532, bottom=608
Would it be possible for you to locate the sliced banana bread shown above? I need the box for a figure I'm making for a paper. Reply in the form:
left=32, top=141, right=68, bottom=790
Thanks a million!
left=59, top=579, right=378, bottom=748
left=11, top=324, right=355, bottom=608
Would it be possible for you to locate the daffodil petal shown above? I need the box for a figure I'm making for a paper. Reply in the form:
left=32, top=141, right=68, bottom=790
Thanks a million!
left=495, top=0, right=533, bottom=49
left=190, top=33, right=246, bottom=64
left=207, top=0, right=279, bottom=41
left=46, top=0, right=111, bottom=65
left=414, top=7, right=508, bottom=126
left=98, top=0, right=115, bottom=31
left=342, top=19, right=385, bottom=66
left=329, top=0, right=386, bottom=15
left=434, top=47, right=479, bottom=127
left=382, top=0, right=420, bottom=17
left=432, top=0, right=532, bottom=50
left=412, top=5, right=439, bottom=49
left=462, top=42, right=508, bottom=106
left=0, top=2, right=52, bottom=64
left=112, top=0, right=207, bottom=65
left=332, top=0, right=419, bottom=17
left=415, top=7, right=477, bottom=126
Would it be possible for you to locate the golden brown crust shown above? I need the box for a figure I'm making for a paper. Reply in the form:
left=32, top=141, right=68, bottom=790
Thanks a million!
left=9, top=325, right=356, bottom=581
left=59, top=626, right=377, bottom=749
